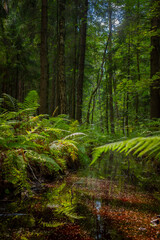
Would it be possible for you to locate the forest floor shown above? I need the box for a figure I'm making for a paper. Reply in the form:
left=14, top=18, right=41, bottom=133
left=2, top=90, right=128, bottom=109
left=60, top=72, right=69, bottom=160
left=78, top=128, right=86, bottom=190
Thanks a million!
left=1, top=172, right=160, bottom=240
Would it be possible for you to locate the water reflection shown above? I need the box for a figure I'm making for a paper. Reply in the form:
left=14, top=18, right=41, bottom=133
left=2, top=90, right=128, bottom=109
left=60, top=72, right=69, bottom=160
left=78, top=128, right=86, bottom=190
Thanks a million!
left=1, top=160, right=158, bottom=240
left=0, top=176, right=125, bottom=239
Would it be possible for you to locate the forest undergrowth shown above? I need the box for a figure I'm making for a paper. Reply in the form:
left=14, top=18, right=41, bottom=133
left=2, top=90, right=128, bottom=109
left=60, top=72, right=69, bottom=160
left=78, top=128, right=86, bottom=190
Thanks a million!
left=1, top=90, right=160, bottom=198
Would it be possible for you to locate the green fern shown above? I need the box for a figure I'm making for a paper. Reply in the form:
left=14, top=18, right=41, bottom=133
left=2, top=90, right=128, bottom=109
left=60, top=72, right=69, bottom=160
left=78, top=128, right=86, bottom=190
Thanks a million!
left=18, top=90, right=39, bottom=112
left=3, top=150, right=29, bottom=191
left=25, top=150, right=62, bottom=172
left=91, top=136, right=160, bottom=165
left=2, top=93, right=18, bottom=111
left=45, top=183, right=83, bottom=223
left=50, top=140, right=78, bottom=162
left=63, top=132, right=86, bottom=140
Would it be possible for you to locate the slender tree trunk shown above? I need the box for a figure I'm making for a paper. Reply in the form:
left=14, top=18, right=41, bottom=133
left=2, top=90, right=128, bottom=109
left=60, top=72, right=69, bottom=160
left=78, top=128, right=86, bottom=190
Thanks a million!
left=136, top=49, right=140, bottom=122
left=50, top=57, right=56, bottom=115
left=76, top=0, right=88, bottom=123
left=150, top=0, right=160, bottom=118
left=125, top=92, right=129, bottom=136
left=122, top=94, right=126, bottom=135
left=113, top=74, right=119, bottom=121
left=106, top=80, right=109, bottom=133
left=91, top=95, right=96, bottom=124
left=16, top=53, right=23, bottom=102
left=39, top=0, right=49, bottom=114
left=98, top=86, right=104, bottom=131
left=135, top=0, right=140, bottom=122
left=126, top=34, right=131, bottom=137
left=108, top=0, right=115, bottom=134
left=58, top=0, right=66, bottom=114
left=87, top=34, right=110, bottom=123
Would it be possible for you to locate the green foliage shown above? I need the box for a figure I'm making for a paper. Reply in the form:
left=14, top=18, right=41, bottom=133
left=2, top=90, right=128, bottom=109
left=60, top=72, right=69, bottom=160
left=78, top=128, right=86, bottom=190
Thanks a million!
left=92, top=136, right=160, bottom=165
left=0, top=91, right=91, bottom=195
left=2, top=93, right=18, bottom=111
left=3, top=150, right=29, bottom=191
left=18, top=90, right=40, bottom=113
left=44, top=183, right=83, bottom=224
left=25, top=150, right=62, bottom=172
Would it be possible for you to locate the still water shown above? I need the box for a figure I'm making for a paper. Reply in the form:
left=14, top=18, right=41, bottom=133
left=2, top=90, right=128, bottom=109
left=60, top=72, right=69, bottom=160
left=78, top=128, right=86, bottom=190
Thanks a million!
left=0, top=165, right=160, bottom=240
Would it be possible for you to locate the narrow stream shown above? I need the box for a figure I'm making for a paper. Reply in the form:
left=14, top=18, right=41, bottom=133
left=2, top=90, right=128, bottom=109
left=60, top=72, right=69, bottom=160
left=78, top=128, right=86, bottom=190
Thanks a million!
left=0, top=164, right=160, bottom=239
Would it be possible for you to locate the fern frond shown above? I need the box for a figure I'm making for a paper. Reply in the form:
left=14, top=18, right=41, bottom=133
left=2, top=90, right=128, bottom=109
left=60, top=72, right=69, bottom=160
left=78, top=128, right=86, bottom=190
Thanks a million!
left=44, top=127, right=70, bottom=134
left=63, top=132, right=86, bottom=140
left=3, top=150, right=29, bottom=191
left=41, top=221, right=64, bottom=228
left=25, top=150, right=61, bottom=172
left=19, top=90, right=39, bottom=110
left=3, top=93, right=18, bottom=111
left=91, top=136, right=160, bottom=165
left=50, top=140, right=78, bottom=162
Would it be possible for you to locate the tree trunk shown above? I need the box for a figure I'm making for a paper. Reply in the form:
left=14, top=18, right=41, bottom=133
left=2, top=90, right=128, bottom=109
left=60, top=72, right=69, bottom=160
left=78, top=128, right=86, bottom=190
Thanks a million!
left=106, top=79, right=109, bottom=133
left=39, top=0, right=49, bottom=114
left=122, top=94, right=125, bottom=135
left=55, top=0, right=60, bottom=115
left=135, top=0, right=140, bottom=123
left=91, top=95, right=96, bottom=124
left=50, top=57, right=56, bottom=115
left=108, top=0, right=115, bottom=134
left=150, top=0, right=160, bottom=118
left=71, top=3, right=78, bottom=119
left=58, top=0, right=66, bottom=114
left=87, top=34, right=110, bottom=124
left=126, top=33, right=131, bottom=137
left=76, top=0, right=88, bottom=123
left=136, top=48, right=140, bottom=122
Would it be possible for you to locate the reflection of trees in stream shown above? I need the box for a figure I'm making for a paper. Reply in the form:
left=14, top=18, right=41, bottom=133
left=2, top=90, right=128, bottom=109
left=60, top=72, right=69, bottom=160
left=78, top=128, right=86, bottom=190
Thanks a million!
left=93, top=199, right=124, bottom=240
left=93, top=151, right=131, bottom=189
left=95, top=199, right=111, bottom=240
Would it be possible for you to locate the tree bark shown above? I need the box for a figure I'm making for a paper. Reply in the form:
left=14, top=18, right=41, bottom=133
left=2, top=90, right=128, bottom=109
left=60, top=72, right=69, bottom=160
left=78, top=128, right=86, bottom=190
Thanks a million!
left=71, top=2, right=78, bottom=119
left=76, top=0, right=88, bottom=123
left=108, top=0, right=115, bottom=134
left=150, top=0, right=160, bottom=118
left=58, top=0, right=66, bottom=114
left=126, top=33, right=131, bottom=137
left=55, top=0, right=60, bottom=115
left=135, top=0, right=140, bottom=123
left=39, top=0, right=49, bottom=114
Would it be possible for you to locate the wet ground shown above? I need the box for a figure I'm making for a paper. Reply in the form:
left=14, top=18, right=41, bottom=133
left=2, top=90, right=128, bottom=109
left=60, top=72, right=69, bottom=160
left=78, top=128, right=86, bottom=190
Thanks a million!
left=1, top=168, right=160, bottom=239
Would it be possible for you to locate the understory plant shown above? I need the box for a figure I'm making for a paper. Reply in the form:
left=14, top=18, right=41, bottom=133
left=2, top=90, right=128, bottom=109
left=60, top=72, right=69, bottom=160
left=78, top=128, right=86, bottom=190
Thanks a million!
left=91, top=131, right=160, bottom=191
left=0, top=91, right=89, bottom=197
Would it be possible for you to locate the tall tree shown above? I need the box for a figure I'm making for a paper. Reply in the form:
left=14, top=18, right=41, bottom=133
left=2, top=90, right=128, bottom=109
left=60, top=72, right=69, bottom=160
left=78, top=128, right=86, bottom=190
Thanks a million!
left=150, top=0, right=160, bottom=118
left=58, top=0, right=66, bottom=114
left=108, top=0, right=115, bottom=134
left=76, top=0, right=88, bottom=123
left=135, top=0, right=140, bottom=122
left=39, top=0, right=49, bottom=114
left=70, top=0, right=79, bottom=119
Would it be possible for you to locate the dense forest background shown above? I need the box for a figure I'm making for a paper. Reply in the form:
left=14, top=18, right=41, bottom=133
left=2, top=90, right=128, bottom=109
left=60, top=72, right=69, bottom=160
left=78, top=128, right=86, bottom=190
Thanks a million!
left=0, top=0, right=160, bottom=135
